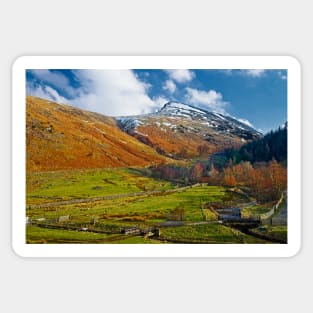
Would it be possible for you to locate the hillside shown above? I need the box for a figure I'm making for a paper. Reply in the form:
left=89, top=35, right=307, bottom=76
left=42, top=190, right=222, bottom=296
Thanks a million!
left=117, top=101, right=262, bottom=160
left=208, top=124, right=287, bottom=169
left=26, top=96, right=170, bottom=171
left=26, top=97, right=262, bottom=172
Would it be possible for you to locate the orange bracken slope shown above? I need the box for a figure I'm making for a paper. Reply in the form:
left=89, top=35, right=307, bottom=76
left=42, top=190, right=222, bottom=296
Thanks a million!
left=26, top=96, right=170, bottom=172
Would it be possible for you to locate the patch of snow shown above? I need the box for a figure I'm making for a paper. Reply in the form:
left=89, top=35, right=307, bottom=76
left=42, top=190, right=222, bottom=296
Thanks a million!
left=163, top=122, right=172, bottom=127
left=213, top=112, right=226, bottom=120
left=237, top=118, right=254, bottom=128
left=117, top=117, right=143, bottom=130
left=174, top=112, right=192, bottom=118
left=162, top=102, right=205, bottom=114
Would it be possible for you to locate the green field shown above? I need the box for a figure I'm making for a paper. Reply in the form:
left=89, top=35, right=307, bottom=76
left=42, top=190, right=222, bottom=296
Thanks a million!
left=26, top=167, right=274, bottom=244
left=26, top=226, right=162, bottom=244
left=26, top=225, right=116, bottom=243
left=27, top=185, right=225, bottom=225
left=266, top=226, right=287, bottom=242
left=241, top=202, right=275, bottom=217
left=159, top=223, right=268, bottom=244
left=248, top=225, right=287, bottom=243
left=27, top=168, right=174, bottom=205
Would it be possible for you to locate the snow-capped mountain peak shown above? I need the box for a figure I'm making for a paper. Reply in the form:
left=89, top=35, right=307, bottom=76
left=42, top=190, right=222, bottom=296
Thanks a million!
left=161, top=101, right=205, bottom=114
left=158, top=101, right=261, bottom=136
left=116, top=100, right=262, bottom=160
left=159, top=101, right=211, bottom=119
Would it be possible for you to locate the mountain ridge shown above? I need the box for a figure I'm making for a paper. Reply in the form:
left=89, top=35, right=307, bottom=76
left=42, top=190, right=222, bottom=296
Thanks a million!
left=117, top=101, right=262, bottom=160
left=26, top=96, right=263, bottom=172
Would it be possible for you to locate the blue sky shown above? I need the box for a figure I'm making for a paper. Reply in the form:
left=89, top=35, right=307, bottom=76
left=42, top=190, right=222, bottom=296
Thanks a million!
left=26, top=69, right=287, bottom=133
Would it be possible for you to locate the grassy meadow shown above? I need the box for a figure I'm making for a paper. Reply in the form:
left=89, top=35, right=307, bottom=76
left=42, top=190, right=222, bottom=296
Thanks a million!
left=26, top=167, right=274, bottom=244
left=27, top=168, right=175, bottom=205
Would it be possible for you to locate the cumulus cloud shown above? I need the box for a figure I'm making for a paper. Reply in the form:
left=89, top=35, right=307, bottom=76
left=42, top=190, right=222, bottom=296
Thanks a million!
left=71, top=70, right=158, bottom=116
left=163, top=80, right=176, bottom=93
left=27, top=69, right=162, bottom=116
left=164, top=69, right=195, bottom=83
left=27, top=81, right=69, bottom=104
left=185, top=87, right=228, bottom=113
left=29, top=69, right=77, bottom=97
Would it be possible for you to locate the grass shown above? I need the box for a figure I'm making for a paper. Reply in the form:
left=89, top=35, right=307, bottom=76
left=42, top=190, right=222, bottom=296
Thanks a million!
left=26, top=225, right=164, bottom=244
left=159, top=223, right=268, bottom=244
left=27, top=185, right=226, bottom=225
left=27, top=168, right=174, bottom=205
left=26, top=223, right=267, bottom=244
left=267, top=226, right=287, bottom=237
left=26, top=167, right=275, bottom=244
left=241, top=202, right=275, bottom=217
left=106, top=237, right=163, bottom=244
left=26, top=225, right=116, bottom=243
left=248, top=225, right=287, bottom=243
left=263, top=225, right=287, bottom=242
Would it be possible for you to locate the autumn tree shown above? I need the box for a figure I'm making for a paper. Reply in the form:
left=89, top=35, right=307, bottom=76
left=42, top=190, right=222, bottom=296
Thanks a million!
left=191, top=162, right=205, bottom=182
left=207, top=163, right=220, bottom=185
left=223, top=173, right=237, bottom=187
left=269, top=159, right=287, bottom=193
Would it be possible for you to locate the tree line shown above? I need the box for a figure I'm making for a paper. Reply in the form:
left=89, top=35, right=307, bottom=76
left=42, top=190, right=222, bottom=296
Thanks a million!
left=149, top=124, right=287, bottom=202
left=210, top=123, right=287, bottom=169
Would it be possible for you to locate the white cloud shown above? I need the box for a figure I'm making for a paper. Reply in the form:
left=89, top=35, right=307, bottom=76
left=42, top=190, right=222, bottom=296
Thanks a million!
left=71, top=70, right=158, bottom=116
left=29, top=69, right=77, bottom=97
left=185, top=87, right=228, bottom=113
left=27, top=69, right=163, bottom=116
left=164, top=69, right=195, bottom=83
left=27, top=82, right=69, bottom=104
left=237, top=118, right=254, bottom=128
left=163, top=80, right=176, bottom=93
left=153, top=96, right=169, bottom=109
left=241, top=69, right=266, bottom=77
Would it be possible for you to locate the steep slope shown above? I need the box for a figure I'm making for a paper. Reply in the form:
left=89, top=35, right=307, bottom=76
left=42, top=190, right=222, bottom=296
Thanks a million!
left=26, top=96, right=170, bottom=171
left=117, top=101, right=262, bottom=160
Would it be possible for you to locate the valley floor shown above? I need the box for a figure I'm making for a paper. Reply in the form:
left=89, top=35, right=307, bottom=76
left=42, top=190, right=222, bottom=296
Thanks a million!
left=26, top=168, right=286, bottom=244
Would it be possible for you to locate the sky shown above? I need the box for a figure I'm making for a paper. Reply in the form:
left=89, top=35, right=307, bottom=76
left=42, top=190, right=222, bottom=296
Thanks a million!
left=26, top=68, right=287, bottom=133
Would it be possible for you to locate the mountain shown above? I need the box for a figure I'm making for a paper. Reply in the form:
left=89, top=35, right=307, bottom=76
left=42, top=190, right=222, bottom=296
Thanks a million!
left=117, top=101, right=262, bottom=160
left=26, top=96, right=170, bottom=171
left=26, top=97, right=262, bottom=172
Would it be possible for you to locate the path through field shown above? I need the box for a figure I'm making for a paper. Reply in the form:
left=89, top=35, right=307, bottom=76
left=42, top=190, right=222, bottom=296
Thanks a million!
left=28, top=185, right=194, bottom=209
